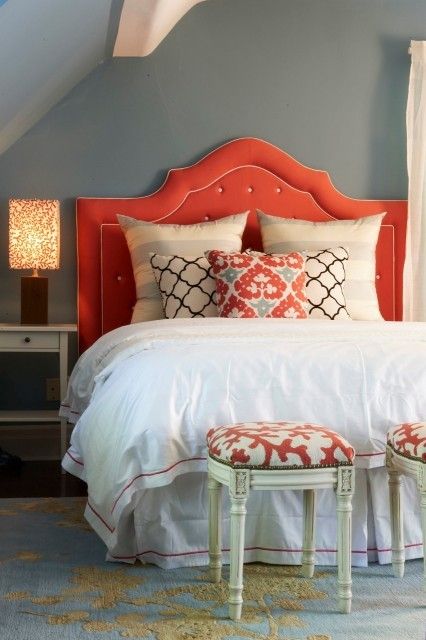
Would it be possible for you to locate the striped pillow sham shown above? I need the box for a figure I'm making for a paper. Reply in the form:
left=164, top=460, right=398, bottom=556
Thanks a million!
left=257, top=210, right=385, bottom=320
left=118, top=212, right=248, bottom=323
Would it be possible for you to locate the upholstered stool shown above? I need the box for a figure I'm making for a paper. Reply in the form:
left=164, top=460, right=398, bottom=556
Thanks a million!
left=206, top=421, right=355, bottom=620
left=386, top=422, right=426, bottom=583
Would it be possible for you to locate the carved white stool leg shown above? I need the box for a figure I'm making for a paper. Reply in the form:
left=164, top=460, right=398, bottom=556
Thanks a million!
left=417, top=464, right=426, bottom=588
left=336, top=467, right=354, bottom=614
left=228, top=469, right=249, bottom=621
left=421, top=490, right=426, bottom=588
left=208, top=476, right=223, bottom=583
left=302, top=489, right=316, bottom=578
left=387, top=458, right=405, bottom=578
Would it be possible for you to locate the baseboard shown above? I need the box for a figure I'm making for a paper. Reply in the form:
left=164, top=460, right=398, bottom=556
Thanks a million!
left=0, top=423, right=73, bottom=461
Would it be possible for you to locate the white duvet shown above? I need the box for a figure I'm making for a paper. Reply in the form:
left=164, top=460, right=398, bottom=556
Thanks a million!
left=62, top=318, right=426, bottom=567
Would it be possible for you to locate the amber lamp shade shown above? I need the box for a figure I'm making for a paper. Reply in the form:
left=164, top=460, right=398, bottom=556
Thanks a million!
left=9, top=199, right=60, bottom=324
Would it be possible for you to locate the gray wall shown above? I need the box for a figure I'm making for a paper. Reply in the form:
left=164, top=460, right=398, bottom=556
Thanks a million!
left=0, top=0, right=424, bottom=410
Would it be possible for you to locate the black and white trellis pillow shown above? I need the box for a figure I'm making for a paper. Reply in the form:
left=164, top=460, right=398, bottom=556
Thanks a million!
left=149, top=254, right=217, bottom=318
left=304, top=247, right=351, bottom=319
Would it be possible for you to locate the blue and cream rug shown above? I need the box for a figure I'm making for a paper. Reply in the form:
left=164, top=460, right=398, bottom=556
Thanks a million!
left=0, top=497, right=423, bottom=639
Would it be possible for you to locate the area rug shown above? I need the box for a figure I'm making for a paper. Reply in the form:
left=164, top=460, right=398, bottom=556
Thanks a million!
left=0, top=498, right=423, bottom=640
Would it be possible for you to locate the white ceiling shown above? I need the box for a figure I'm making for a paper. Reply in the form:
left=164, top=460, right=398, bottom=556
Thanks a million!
left=0, top=0, right=207, bottom=157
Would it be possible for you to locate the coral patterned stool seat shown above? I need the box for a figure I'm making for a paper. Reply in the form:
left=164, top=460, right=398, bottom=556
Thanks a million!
left=206, top=421, right=356, bottom=620
left=386, top=422, right=426, bottom=583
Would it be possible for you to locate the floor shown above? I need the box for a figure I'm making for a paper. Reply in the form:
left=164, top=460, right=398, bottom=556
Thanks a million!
left=0, top=460, right=87, bottom=498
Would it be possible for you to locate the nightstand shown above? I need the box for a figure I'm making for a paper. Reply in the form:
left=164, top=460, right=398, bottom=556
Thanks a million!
left=0, top=323, right=77, bottom=465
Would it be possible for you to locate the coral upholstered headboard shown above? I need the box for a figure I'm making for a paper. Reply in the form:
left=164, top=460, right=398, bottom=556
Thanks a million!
left=76, top=137, right=407, bottom=353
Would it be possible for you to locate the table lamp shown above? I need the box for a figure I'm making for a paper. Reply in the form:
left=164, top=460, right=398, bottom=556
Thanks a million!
left=9, top=198, right=60, bottom=324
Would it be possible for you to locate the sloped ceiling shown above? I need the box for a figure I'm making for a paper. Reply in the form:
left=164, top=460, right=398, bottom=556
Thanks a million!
left=113, top=0, right=206, bottom=57
left=0, top=0, right=207, bottom=157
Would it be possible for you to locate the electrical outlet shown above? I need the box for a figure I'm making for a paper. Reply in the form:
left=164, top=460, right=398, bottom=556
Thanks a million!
left=46, top=378, right=60, bottom=402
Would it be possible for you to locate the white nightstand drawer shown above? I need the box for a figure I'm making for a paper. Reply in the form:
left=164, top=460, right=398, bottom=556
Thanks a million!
left=0, top=331, right=60, bottom=350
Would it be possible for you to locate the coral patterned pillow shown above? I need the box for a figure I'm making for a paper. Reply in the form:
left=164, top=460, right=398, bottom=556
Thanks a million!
left=205, top=250, right=308, bottom=318
left=246, top=248, right=351, bottom=320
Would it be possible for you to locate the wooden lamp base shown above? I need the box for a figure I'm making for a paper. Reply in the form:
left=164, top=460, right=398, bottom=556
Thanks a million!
left=21, top=276, right=48, bottom=324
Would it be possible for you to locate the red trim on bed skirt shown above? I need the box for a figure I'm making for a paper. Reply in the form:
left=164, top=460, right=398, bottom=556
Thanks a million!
left=65, top=450, right=84, bottom=466
left=110, top=456, right=207, bottom=513
left=87, top=501, right=115, bottom=533
left=367, top=542, right=423, bottom=552
left=86, top=500, right=423, bottom=560
left=109, top=542, right=422, bottom=561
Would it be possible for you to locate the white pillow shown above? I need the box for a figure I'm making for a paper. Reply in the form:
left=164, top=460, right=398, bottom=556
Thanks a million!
left=257, top=211, right=385, bottom=320
left=150, top=254, right=217, bottom=318
left=118, top=212, right=248, bottom=323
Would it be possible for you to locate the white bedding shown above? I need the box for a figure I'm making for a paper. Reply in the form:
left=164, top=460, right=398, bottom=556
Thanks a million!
left=61, top=318, right=426, bottom=567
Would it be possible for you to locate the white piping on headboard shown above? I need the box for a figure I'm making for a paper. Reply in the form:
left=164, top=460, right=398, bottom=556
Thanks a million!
left=111, top=165, right=337, bottom=224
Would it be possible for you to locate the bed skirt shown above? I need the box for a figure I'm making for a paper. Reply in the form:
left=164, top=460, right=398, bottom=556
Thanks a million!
left=68, top=466, right=422, bottom=570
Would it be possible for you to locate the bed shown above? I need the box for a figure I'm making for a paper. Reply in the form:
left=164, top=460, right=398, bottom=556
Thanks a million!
left=62, top=137, right=425, bottom=569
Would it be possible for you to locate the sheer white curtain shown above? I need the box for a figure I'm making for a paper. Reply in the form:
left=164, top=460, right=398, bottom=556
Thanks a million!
left=404, top=40, right=426, bottom=321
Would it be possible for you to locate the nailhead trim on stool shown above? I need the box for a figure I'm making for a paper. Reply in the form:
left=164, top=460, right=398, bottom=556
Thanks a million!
left=207, top=420, right=356, bottom=620
left=386, top=422, right=426, bottom=584
left=207, top=421, right=355, bottom=469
